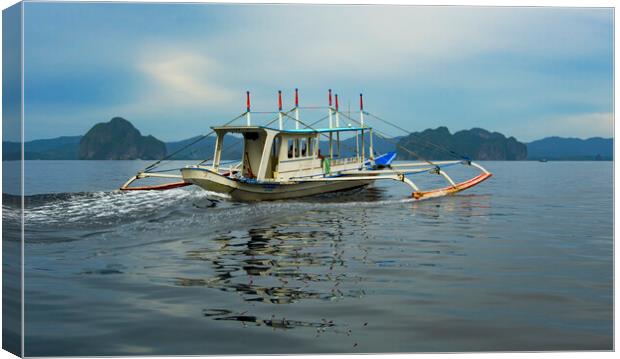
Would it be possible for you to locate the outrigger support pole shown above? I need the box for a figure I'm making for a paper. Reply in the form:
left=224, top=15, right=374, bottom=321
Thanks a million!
left=121, top=175, right=139, bottom=190
left=430, top=165, right=457, bottom=188
left=469, top=161, right=490, bottom=174
left=399, top=174, right=420, bottom=192
left=439, top=170, right=457, bottom=187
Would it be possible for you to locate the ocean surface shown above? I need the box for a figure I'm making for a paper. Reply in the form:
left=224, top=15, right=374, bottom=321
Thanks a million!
left=2, top=160, right=613, bottom=355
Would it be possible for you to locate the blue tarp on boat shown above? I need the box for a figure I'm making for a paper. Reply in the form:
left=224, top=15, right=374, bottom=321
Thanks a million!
left=374, top=152, right=397, bottom=167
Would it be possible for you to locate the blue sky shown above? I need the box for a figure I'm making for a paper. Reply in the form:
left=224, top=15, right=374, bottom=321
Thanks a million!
left=21, top=2, right=613, bottom=142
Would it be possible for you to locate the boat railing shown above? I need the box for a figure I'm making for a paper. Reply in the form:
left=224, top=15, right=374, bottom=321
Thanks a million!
left=330, top=156, right=360, bottom=166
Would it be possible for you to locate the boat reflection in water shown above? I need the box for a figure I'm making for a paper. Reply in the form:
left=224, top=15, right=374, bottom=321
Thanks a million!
left=174, top=212, right=371, bottom=333
left=170, top=186, right=491, bottom=338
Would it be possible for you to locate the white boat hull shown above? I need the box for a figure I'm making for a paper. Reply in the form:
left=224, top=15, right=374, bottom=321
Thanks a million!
left=181, top=167, right=372, bottom=201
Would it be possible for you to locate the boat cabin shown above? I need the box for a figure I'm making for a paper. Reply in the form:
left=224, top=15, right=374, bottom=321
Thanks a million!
left=210, top=125, right=374, bottom=182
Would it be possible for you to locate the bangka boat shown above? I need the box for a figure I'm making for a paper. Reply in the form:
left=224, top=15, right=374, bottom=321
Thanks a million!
left=121, top=90, right=492, bottom=201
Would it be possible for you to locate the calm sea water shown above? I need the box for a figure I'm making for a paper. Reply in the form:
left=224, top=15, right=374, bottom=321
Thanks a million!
left=2, top=160, right=613, bottom=355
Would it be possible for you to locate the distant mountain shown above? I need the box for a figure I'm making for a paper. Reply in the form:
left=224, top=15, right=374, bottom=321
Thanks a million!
left=4, top=120, right=611, bottom=162
left=78, top=117, right=166, bottom=160
left=3, top=136, right=82, bottom=160
left=527, top=137, right=613, bottom=160
left=396, top=127, right=527, bottom=160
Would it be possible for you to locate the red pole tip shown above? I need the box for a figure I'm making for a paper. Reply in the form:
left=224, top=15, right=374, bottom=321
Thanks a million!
left=278, top=90, right=283, bottom=111
left=328, top=89, right=332, bottom=106
left=246, top=91, right=251, bottom=111
left=295, top=88, right=299, bottom=107
left=335, top=94, right=339, bottom=111
left=359, top=93, right=363, bottom=110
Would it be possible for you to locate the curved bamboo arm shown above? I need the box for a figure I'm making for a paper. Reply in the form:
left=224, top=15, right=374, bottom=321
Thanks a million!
left=120, top=172, right=189, bottom=191
left=469, top=161, right=490, bottom=174
left=412, top=162, right=492, bottom=200
left=120, top=175, right=139, bottom=190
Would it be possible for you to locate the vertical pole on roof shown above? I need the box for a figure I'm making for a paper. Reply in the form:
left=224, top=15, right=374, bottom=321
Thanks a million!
left=329, top=132, right=333, bottom=160
left=328, top=92, right=333, bottom=159
left=335, top=94, right=340, bottom=128
left=335, top=94, right=340, bottom=157
left=361, top=128, right=365, bottom=163
left=246, top=91, right=251, bottom=126
left=294, top=88, right=300, bottom=129
left=278, top=90, right=283, bottom=130
left=328, top=89, right=333, bottom=129
left=359, top=93, right=364, bottom=127
left=356, top=129, right=360, bottom=163
left=369, top=128, right=374, bottom=160
left=360, top=93, right=366, bottom=163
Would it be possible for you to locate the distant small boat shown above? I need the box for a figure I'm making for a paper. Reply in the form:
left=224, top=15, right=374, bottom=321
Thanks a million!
left=539, top=158, right=548, bottom=162
left=121, top=90, right=492, bottom=201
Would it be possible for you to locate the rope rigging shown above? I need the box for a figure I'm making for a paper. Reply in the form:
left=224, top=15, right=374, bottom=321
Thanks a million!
left=334, top=110, right=439, bottom=167
left=143, top=112, right=246, bottom=173
left=363, top=111, right=467, bottom=161
left=142, top=107, right=307, bottom=172
left=138, top=100, right=468, bottom=176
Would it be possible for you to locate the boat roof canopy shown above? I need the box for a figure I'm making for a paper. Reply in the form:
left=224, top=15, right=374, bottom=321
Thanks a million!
left=211, top=125, right=369, bottom=134
left=211, top=126, right=266, bottom=134
left=275, top=126, right=367, bottom=134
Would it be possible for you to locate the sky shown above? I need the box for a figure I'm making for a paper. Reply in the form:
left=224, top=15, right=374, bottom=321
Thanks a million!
left=19, top=2, right=614, bottom=142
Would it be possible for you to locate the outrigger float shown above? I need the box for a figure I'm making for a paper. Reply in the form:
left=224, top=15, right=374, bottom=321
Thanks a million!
left=121, top=89, right=492, bottom=201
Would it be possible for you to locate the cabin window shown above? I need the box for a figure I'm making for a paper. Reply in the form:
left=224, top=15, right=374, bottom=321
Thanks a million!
left=307, top=137, right=313, bottom=157
left=245, top=132, right=259, bottom=141
left=285, top=137, right=316, bottom=160
left=287, top=139, right=294, bottom=158
left=272, top=137, right=280, bottom=158
left=300, top=138, right=307, bottom=157
left=313, top=138, right=319, bottom=157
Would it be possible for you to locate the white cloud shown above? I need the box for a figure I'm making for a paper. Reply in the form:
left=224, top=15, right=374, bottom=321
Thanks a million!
left=134, top=50, right=237, bottom=111
left=202, top=6, right=500, bottom=80
left=193, top=5, right=611, bottom=83
left=22, top=3, right=613, bottom=141
left=66, top=5, right=613, bottom=116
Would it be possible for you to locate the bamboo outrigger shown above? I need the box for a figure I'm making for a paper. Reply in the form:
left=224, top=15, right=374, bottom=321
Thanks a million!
left=121, top=89, right=492, bottom=201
